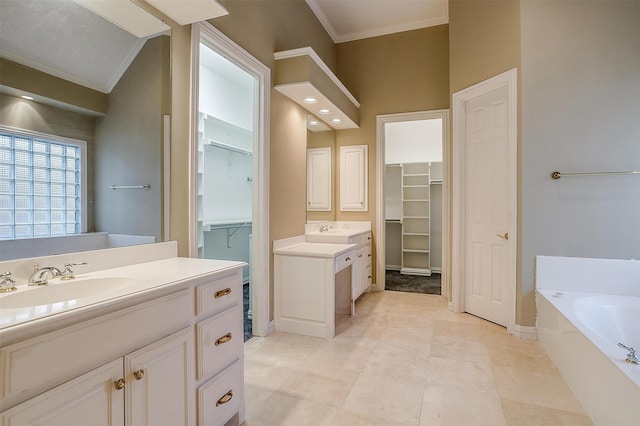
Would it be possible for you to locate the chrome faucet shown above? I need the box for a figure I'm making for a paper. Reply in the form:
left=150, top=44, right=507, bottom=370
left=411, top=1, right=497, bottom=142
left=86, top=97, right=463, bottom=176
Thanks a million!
left=28, top=264, right=63, bottom=286
left=320, top=224, right=330, bottom=232
left=618, top=343, right=640, bottom=365
left=0, top=272, right=16, bottom=293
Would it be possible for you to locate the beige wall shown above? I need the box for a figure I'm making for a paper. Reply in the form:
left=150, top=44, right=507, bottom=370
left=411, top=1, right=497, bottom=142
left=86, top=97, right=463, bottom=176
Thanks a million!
left=335, top=25, right=450, bottom=282
left=520, top=0, right=640, bottom=326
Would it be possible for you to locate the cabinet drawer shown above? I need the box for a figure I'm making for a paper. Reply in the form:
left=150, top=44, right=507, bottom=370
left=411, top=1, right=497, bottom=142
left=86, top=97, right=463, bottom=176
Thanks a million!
left=350, top=234, right=367, bottom=247
left=198, top=359, right=243, bottom=426
left=365, top=265, right=372, bottom=286
left=195, top=271, right=242, bottom=318
left=335, top=249, right=355, bottom=272
left=196, top=305, right=243, bottom=380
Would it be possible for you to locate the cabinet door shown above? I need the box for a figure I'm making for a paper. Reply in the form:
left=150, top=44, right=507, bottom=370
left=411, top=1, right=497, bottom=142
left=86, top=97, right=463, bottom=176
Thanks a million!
left=1, top=359, right=124, bottom=426
left=340, top=145, right=368, bottom=211
left=125, top=328, right=195, bottom=426
left=307, top=147, right=332, bottom=211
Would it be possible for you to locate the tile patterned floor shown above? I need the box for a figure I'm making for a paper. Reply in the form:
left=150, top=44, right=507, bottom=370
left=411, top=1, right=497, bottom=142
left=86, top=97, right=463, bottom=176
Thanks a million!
left=243, top=291, right=593, bottom=426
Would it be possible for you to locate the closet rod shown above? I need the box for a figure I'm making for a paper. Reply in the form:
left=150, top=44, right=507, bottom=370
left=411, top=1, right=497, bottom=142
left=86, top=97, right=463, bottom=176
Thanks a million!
left=551, top=170, right=640, bottom=179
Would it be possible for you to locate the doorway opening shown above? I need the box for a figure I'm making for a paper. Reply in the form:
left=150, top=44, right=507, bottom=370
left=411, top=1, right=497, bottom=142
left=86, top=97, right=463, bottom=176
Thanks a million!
left=191, top=23, right=270, bottom=340
left=376, top=110, right=449, bottom=297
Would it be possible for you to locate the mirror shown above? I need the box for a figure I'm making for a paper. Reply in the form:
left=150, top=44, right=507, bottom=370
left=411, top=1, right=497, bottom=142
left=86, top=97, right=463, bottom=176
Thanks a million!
left=306, top=126, right=336, bottom=223
left=0, top=0, right=171, bottom=261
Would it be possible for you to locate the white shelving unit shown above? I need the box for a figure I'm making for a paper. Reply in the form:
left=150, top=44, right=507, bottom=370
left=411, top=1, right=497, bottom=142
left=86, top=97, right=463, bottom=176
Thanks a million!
left=401, top=163, right=431, bottom=276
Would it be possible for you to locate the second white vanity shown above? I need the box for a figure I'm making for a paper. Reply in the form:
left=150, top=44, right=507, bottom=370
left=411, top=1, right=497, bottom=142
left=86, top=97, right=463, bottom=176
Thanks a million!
left=273, top=222, right=371, bottom=339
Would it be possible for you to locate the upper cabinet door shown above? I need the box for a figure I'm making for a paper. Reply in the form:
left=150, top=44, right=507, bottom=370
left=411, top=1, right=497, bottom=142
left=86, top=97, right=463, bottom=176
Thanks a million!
left=307, top=147, right=332, bottom=211
left=340, top=145, right=368, bottom=211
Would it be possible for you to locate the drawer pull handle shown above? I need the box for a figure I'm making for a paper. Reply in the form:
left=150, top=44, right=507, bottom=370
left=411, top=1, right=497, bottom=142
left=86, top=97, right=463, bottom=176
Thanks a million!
left=358, top=254, right=363, bottom=258
left=133, top=369, right=144, bottom=380
left=368, top=253, right=372, bottom=257
left=345, top=257, right=351, bottom=262
left=214, top=288, right=231, bottom=298
left=216, top=390, right=233, bottom=406
left=368, top=275, right=372, bottom=279
left=114, top=378, right=125, bottom=390
left=215, top=333, right=233, bottom=346
left=367, top=236, right=372, bottom=240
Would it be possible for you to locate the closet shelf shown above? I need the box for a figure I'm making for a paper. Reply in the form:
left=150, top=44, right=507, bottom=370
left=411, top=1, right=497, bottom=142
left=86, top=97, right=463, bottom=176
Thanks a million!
left=403, top=215, right=429, bottom=219
left=403, top=199, right=429, bottom=202
left=403, top=232, right=429, bottom=236
left=402, top=249, right=430, bottom=254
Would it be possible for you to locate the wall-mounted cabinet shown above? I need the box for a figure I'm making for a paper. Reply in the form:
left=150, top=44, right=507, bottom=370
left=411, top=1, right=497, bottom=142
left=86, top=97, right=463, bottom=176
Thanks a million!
left=307, top=147, right=332, bottom=211
left=340, top=145, right=368, bottom=211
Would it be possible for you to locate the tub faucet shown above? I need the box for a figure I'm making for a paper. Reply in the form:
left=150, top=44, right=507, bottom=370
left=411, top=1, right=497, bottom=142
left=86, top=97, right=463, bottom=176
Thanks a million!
left=28, top=264, right=63, bottom=286
left=617, top=343, right=640, bottom=365
left=320, top=224, right=330, bottom=232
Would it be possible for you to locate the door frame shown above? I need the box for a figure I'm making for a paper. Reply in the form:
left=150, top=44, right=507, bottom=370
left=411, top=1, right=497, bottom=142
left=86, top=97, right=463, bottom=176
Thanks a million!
left=451, top=68, right=517, bottom=334
left=190, top=22, right=271, bottom=337
left=375, top=110, right=450, bottom=294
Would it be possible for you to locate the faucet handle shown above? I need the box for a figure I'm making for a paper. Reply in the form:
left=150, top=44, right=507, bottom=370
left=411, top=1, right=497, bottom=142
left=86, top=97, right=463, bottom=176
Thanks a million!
left=0, top=272, right=17, bottom=293
left=61, top=262, right=87, bottom=281
left=618, top=343, right=640, bottom=365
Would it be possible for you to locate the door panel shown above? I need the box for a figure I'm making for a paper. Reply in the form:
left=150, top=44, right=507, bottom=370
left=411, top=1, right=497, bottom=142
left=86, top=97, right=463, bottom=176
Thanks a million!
left=1, top=359, right=124, bottom=426
left=464, top=86, right=510, bottom=326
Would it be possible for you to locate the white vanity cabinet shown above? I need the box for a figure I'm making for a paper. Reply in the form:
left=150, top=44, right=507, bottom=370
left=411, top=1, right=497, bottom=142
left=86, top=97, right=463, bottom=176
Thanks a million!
left=340, top=145, right=368, bottom=211
left=274, top=242, right=356, bottom=338
left=307, top=147, right=332, bottom=211
left=0, top=263, right=244, bottom=426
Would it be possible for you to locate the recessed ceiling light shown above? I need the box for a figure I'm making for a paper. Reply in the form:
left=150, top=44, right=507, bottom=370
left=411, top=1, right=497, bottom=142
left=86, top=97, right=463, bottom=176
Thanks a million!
left=21, top=95, right=34, bottom=100
left=318, top=109, right=330, bottom=114
left=303, top=97, right=317, bottom=104
left=331, top=118, right=342, bottom=123
left=309, top=120, right=319, bottom=126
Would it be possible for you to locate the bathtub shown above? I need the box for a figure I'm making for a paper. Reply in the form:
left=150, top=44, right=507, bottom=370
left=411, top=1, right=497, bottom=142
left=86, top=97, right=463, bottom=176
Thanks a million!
left=536, top=256, right=640, bottom=426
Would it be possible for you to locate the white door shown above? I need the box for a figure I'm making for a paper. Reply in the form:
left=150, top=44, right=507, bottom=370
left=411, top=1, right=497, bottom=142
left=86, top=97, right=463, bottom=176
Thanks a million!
left=1, top=359, right=125, bottom=426
left=125, top=328, right=195, bottom=426
left=463, top=85, right=510, bottom=326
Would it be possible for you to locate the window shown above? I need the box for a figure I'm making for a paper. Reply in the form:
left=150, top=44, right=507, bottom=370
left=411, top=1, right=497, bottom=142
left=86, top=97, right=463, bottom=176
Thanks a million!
left=0, top=127, right=86, bottom=240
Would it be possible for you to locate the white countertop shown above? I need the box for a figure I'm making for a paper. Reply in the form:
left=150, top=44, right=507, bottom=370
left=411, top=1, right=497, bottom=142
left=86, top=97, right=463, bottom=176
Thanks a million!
left=273, top=242, right=356, bottom=258
left=0, top=257, right=244, bottom=340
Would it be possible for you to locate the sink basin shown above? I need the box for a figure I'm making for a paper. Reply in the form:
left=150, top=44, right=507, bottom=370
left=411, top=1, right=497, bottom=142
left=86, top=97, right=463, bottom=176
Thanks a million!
left=0, top=277, right=137, bottom=309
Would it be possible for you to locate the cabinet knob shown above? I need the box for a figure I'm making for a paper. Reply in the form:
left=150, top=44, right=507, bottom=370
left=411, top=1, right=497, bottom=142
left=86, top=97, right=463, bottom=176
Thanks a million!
left=215, top=332, right=233, bottom=346
left=368, top=253, right=372, bottom=257
left=216, top=390, right=233, bottom=406
left=358, top=254, right=363, bottom=258
left=345, top=257, right=351, bottom=262
left=214, top=288, right=231, bottom=298
left=133, top=369, right=145, bottom=380
left=114, top=378, right=125, bottom=390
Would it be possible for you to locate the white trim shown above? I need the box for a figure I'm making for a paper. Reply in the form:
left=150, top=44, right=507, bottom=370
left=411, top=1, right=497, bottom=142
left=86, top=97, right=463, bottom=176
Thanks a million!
left=513, top=325, right=537, bottom=340
left=162, top=115, right=171, bottom=241
left=190, top=23, right=271, bottom=338
left=451, top=68, right=518, bottom=335
left=375, top=110, right=449, bottom=293
left=273, top=47, right=360, bottom=108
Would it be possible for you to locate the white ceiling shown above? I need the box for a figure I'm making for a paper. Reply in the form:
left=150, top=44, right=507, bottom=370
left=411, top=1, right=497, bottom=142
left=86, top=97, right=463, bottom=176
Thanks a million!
left=0, top=0, right=167, bottom=94
left=306, top=0, right=449, bottom=43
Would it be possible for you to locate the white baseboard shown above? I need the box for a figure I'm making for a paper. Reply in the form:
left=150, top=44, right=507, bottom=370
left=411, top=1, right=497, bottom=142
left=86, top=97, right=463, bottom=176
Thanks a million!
left=513, top=325, right=537, bottom=340
left=431, top=267, right=442, bottom=273
left=267, top=320, right=276, bottom=335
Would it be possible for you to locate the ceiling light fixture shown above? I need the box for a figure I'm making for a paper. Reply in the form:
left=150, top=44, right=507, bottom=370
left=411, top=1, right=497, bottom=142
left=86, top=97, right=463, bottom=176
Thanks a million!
left=318, top=109, right=330, bottom=114
left=21, top=95, right=34, bottom=100
left=303, top=97, right=318, bottom=104
left=309, top=120, right=319, bottom=125
left=331, top=118, right=342, bottom=123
